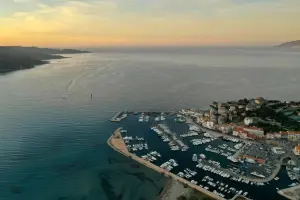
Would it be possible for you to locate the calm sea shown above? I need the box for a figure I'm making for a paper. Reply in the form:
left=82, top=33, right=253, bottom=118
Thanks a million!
left=0, top=47, right=300, bottom=200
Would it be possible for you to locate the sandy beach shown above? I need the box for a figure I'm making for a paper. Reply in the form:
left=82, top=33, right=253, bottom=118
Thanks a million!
left=107, top=128, right=226, bottom=200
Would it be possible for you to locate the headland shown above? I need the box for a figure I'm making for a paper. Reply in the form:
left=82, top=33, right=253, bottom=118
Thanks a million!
left=0, top=46, right=90, bottom=74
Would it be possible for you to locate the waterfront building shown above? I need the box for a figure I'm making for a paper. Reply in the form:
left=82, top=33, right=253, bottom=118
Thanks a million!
left=233, top=128, right=249, bottom=139
left=280, top=131, right=300, bottom=141
left=293, top=146, right=300, bottom=155
left=202, top=120, right=214, bottom=129
left=216, top=123, right=234, bottom=134
left=233, top=126, right=264, bottom=139
left=266, top=133, right=275, bottom=139
left=243, top=126, right=264, bottom=137
left=274, top=133, right=281, bottom=139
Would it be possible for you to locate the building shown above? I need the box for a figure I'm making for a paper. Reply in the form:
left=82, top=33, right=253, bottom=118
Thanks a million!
left=216, top=123, right=234, bottom=134
left=274, top=133, right=281, bottom=139
left=233, top=127, right=250, bottom=139
left=243, top=126, right=264, bottom=137
left=280, top=131, right=289, bottom=139
left=293, top=146, right=300, bottom=155
left=244, top=117, right=254, bottom=125
left=218, top=107, right=228, bottom=115
left=266, top=133, right=275, bottom=139
left=238, top=105, right=245, bottom=109
left=233, top=126, right=265, bottom=140
left=210, top=107, right=218, bottom=117
left=280, top=131, right=300, bottom=141
left=229, top=106, right=236, bottom=112
left=204, top=111, right=210, bottom=117
left=202, top=120, right=214, bottom=129
left=255, top=97, right=265, bottom=105
left=245, top=100, right=258, bottom=111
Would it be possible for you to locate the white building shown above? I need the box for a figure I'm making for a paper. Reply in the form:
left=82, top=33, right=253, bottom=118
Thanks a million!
left=244, top=117, right=254, bottom=126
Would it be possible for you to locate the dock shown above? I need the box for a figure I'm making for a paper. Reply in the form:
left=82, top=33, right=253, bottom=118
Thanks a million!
left=278, top=184, right=300, bottom=200
left=110, top=111, right=127, bottom=122
left=107, top=128, right=226, bottom=200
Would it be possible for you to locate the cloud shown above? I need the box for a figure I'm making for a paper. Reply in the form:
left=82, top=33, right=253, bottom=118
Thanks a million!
left=0, top=0, right=300, bottom=46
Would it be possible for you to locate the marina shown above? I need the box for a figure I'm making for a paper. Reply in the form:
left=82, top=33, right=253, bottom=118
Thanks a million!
left=108, top=112, right=297, bottom=200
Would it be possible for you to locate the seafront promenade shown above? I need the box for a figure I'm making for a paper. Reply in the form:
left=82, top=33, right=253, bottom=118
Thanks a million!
left=107, top=128, right=226, bottom=200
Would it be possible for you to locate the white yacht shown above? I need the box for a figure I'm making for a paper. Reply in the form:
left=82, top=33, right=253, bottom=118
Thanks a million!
left=200, top=154, right=206, bottom=159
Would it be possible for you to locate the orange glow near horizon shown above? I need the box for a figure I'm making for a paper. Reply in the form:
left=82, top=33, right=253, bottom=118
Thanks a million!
left=1, top=0, right=300, bottom=47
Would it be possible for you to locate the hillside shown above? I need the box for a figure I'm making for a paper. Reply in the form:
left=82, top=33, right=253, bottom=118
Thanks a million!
left=276, top=40, right=300, bottom=48
left=0, top=46, right=89, bottom=74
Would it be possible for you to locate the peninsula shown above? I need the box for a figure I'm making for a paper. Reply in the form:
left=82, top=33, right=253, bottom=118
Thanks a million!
left=107, top=98, right=300, bottom=200
left=275, top=40, right=300, bottom=49
left=0, top=46, right=90, bottom=74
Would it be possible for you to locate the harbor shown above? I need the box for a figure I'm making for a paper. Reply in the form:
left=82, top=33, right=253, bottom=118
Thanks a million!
left=108, top=111, right=297, bottom=200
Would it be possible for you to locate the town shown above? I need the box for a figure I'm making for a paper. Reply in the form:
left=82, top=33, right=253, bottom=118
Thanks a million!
left=108, top=98, right=300, bottom=200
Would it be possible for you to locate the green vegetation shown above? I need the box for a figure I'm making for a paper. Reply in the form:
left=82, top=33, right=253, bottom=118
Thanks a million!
left=0, top=46, right=89, bottom=74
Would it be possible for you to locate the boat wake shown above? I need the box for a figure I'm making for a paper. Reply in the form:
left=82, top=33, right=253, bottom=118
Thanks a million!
left=62, top=65, right=90, bottom=100
left=61, top=61, right=114, bottom=100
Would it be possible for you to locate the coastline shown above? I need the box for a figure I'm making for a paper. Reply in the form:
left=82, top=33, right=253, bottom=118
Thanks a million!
left=0, top=46, right=90, bottom=74
left=278, top=184, right=300, bottom=200
left=107, top=128, right=226, bottom=200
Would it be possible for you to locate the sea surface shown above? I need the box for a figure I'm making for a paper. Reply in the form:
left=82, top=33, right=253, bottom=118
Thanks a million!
left=0, top=47, right=300, bottom=200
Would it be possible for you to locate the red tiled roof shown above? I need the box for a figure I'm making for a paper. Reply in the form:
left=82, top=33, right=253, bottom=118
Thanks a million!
left=280, top=131, right=300, bottom=135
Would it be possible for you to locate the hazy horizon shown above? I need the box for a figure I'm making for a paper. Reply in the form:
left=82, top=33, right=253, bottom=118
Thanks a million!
left=1, top=0, right=300, bottom=47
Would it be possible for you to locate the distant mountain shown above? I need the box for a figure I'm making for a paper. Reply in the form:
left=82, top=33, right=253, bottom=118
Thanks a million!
left=0, top=46, right=90, bottom=74
left=276, top=40, right=300, bottom=48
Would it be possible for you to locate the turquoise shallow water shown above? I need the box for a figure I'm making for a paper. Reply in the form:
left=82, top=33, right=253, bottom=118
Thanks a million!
left=1, top=47, right=300, bottom=200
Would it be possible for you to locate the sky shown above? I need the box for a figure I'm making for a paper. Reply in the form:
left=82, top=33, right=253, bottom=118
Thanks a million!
left=0, top=0, right=300, bottom=47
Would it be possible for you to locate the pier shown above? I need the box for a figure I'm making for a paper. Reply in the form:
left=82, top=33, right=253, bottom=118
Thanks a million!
left=110, top=111, right=127, bottom=122
left=278, top=184, right=300, bottom=200
left=107, top=128, right=226, bottom=200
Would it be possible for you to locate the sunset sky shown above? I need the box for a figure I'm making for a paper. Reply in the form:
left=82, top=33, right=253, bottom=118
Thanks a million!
left=1, top=0, right=300, bottom=47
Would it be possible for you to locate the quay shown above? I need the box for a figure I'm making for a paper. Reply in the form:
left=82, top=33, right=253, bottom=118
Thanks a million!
left=110, top=111, right=127, bottom=122
left=278, top=184, right=300, bottom=200
left=107, top=128, right=226, bottom=200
